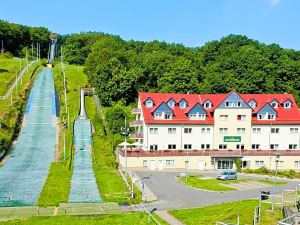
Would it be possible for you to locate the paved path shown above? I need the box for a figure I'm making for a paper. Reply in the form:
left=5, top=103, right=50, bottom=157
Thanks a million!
left=136, top=171, right=300, bottom=211
left=155, top=210, right=185, bottom=225
left=0, top=68, right=57, bottom=206
left=0, top=60, right=37, bottom=100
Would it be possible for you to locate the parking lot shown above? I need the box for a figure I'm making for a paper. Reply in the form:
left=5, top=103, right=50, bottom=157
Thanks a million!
left=135, top=170, right=300, bottom=210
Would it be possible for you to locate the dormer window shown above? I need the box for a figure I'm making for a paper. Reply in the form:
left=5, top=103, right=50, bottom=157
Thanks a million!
left=204, top=100, right=212, bottom=109
left=257, top=113, right=276, bottom=120
left=271, top=100, right=278, bottom=108
left=145, top=99, right=153, bottom=108
left=168, top=99, right=175, bottom=108
left=248, top=100, right=256, bottom=109
left=154, top=112, right=172, bottom=120
left=284, top=101, right=291, bottom=109
left=179, top=99, right=187, bottom=109
left=189, top=113, right=206, bottom=120
left=225, top=101, right=241, bottom=108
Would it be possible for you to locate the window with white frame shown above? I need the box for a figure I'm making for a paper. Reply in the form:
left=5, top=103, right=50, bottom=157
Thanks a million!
left=149, top=128, right=158, bottom=134
left=150, top=145, right=158, bottom=151
left=145, top=100, right=153, bottom=108
left=184, top=144, right=192, bottom=150
left=219, top=144, right=227, bottom=149
left=154, top=113, right=162, bottom=119
left=255, top=161, right=264, bottom=167
left=237, top=115, right=246, bottom=121
left=220, top=115, right=228, bottom=121
left=201, top=144, right=210, bottom=149
left=249, top=100, right=256, bottom=108
left=168, top=128, right=176, bottom=134
left=284, top=101, right=291, bottom=108
left=189, top=113, right=205, bottom=120
left=237, top=128, right=246, bottom=134
left=290, top=128, right=299, bottom=134
left=252, top=128, right=261, bottom=134
left=184, top=128, right=192, bottom=134
left=295, top=161, right=300, bottom=167
left=271, top=128, right=279, bottom=134
left=164, top=114, right=172, bottom=119
left=206, top=144, right=210, bottom=149
left=168, top=144, right=176, bottom=150
left=179, top=100, right=186, bottom=109
left=252, top=144, right=260, bottom=150
left=166, top=160, right=175, bottom=166
left=204, top=101, right=212, bottom=108
left=219, top=128, right=228, bottom=134
left=225, top=101, right=241, bottom=107
left=257, top=113, right=276, bottom=120
left=201, top=127, right=211, bottom=134
left=143, top=160, right=148, bottom=167
left=271, top=101, right=278, bottom=108
left=236, top=144, right=245, bottom=150
left=289, top=144, right=298, bottom=150
left=270, top=144, right=279, bottom=150
left=168, top=99, right=175, bottom=108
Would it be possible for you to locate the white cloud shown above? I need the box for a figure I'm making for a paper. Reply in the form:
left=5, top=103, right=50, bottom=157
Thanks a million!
left=269, top=0, right=281, bottom=6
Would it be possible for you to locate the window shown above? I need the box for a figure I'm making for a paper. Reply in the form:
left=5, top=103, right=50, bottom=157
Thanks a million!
left=154, top=113, right=162, bottom=119
left=252, top=128, right=261, bottom=134
left=236, top=144, right=245, bottom=150
left=295, top=161, right=300, bottom=167
left=255, top=161, right=264, bottom=167
left=164, top=114, right=172, bottom=119
left=204, top=101, right=212, bottom=108
left=225, top=101, right=241, bottom=107
left=278, top=161, right=284, bottom=167
left=150, top=145, right=158, bottom=151
left=143, top=160, right=148, bottom=167
left=166, top=160, right=175, bottom=166
left=252, top=144, right=260, bottom=150
left=201, top=144, right=210, bottom=149
left=149, top=128, right=158, bottom=134
left=268, top=114, right=275, bottom=120
left=289, top=144, right=298, bottom=150
left=219, top=128, right=228, bottom=134
left=179, top=100, right=186, bottom=109
left=145, top=100, right=153, bottom=108
left=249, top=100, right=256, bottom=108
left=284, top=101, right=291, bottom=108
left=189, top=113, right=205, bottom=120
left=184, top=144, right=192, bottom=150
left=206, top=128, right=211, bottom=134
left=219, top=144, right=227, bottom=150
left=184, top=128, right=192, bottom=134
left=168, top=144, right=176, bottom=150
left=271, top=128, right=279, bottom=134
left=237, top=115, right=246, bottom=121
left=290, top=128, right=299, bottom=134
left=271, top=101, right=278, bottom=108
left=237, top=128, right=246, bottom=134
left=201, top=128, right=210, bottom=134
left=199, top=114, right=206, bottom=120
left=206, top=144, right=210, bottom=149
left=168, top=128, right=176, bottom=134
left=258, top=113, right=276, bottom=120
left=270, top=144, right=279, bottom=150
left=168, top=99, right=175, bottom=108
left=220, top=115, right=228, bottom=121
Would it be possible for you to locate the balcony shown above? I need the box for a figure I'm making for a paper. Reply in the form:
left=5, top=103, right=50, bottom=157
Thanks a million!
left=129, top=133, right=144, bottom=139
left=130, top=120, right=143, bottom=127
left=131, top=108, right=141, bottom=114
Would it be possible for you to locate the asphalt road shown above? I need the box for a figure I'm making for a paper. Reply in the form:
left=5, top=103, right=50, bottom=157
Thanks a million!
left=135, top=171, right=300, bottom=210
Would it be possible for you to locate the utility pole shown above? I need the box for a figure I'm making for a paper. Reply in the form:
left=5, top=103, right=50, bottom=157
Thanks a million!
left=61, top=46, right=67, bottom=114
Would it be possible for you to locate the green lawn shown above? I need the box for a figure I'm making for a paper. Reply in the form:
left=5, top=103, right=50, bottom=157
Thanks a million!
left=0, top=55, right=26, bottom=96
left=0, top=213, right=167, bottom=225
left=178, top=175, right=245, bottom=191
left=169, top=200, right=282, bottom=225
left=256, top=179, right=287, bottom=185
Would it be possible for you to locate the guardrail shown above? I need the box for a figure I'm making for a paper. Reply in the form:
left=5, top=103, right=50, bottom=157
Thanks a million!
left=140, top=203, right=161, bottom=225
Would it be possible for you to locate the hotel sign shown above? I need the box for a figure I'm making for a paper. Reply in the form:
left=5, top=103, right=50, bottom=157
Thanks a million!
left=224, top=136, right=241, bottom=142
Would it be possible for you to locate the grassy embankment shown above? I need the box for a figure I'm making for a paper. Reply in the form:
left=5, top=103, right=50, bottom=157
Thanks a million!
left=178, top=175, right=287, bottom=192
left=39, top=63, right=140, bottom=206
left=169, top=199, right=282, bottom=225
left=0, top=55, right=41, bottom=160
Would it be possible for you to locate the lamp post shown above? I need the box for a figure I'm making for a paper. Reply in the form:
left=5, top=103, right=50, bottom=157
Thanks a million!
left=271, top=154, right=280, bottom=212
left=121, top=116, right=129, bottom=178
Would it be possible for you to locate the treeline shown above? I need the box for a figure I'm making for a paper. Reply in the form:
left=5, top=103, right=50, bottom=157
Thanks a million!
left=61, top=34, right=300, bottom=106
left=0, top=20, right=50, bottom=58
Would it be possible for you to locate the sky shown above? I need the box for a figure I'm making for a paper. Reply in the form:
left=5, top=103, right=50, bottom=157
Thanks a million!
left=1, top=0, right=300, bottom=50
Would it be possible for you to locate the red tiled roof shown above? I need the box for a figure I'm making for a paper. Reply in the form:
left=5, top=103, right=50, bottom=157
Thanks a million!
left=138, top=92, right=300, bottom=125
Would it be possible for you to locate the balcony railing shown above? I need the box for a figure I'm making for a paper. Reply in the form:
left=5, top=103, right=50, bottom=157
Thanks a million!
left=129, top=133, right=144, bottom=139
left=130, top=120, right=143, bottom=127
left=131, top=108, right=141, bottom=114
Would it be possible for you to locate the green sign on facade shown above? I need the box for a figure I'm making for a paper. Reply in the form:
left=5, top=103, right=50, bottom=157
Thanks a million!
left=224, top=136, right=241, bottom=142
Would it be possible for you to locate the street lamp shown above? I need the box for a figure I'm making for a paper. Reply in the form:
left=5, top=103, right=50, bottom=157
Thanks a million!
left=271, top=154, right=280, bottom=212
left=121, top=116, right=129, bottom=178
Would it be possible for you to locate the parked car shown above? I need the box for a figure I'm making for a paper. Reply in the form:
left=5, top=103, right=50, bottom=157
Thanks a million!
left=217, top=170, right=237, bottom=180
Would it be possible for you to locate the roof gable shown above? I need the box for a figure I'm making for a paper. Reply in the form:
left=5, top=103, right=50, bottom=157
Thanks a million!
left=217, top=91, right=251, bottom=109
left=187, top=103, right=207, bottom=115
left=153, top=102, right=173, bottom=115
left=257, top=103, right=277, bottom=115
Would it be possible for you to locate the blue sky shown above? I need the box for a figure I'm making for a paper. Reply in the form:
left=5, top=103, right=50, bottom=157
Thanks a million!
left=1, top=0, right=299, bottom=50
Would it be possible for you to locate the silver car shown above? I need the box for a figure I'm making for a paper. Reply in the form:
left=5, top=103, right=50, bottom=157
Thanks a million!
left=217, top=171, right=237, bottom=180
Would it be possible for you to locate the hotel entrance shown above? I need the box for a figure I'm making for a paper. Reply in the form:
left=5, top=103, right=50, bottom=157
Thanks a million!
left=217, top=160, right=233, bottom=169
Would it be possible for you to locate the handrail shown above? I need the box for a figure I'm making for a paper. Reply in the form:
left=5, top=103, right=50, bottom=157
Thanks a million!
left=140, top=203, right=161, bottom=225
